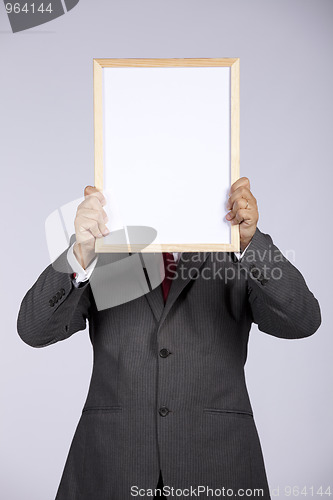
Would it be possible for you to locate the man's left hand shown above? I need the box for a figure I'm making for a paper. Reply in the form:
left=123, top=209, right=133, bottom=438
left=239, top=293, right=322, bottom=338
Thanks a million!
left=226, top=177, right=259, bottom=252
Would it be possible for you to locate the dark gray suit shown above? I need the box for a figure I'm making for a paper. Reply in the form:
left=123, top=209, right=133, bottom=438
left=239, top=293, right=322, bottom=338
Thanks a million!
left=17, top=228, right=321, bottom=499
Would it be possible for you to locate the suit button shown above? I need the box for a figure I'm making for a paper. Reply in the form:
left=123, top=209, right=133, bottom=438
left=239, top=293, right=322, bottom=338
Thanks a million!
left=56, top=291, right=62, bottom=300
left=159, top=406, right=170, bottom=417
left=53, top=295, right=58, bottom=303
left=61, top=288, right=65, bottom=296
left=49, top=299, right=55, bottom=307
left=249, top=265, right=260, bottom=279
left=159, top=348, right=170, bottom=358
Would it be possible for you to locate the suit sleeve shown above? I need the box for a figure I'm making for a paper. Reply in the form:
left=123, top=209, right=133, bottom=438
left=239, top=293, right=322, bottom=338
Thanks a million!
left=239, top=227, right=321, bottom=339
left=17, top=245, right=92, bottom=348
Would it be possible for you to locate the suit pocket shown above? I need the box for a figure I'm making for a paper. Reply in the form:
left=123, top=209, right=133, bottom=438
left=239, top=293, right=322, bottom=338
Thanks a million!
left=82, top=406, right=123, bottom=414
left=203, top=408, right=253, bottom=418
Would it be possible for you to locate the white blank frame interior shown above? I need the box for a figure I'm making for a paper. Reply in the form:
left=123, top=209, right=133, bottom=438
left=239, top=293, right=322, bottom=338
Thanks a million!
left=94, top=58, right=240, bottom=253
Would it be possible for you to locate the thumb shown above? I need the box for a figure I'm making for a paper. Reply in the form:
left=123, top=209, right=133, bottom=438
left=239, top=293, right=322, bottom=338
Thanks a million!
left=83, top=185, right=106, bottom=206
left=84, top=185, right=100, bottom=197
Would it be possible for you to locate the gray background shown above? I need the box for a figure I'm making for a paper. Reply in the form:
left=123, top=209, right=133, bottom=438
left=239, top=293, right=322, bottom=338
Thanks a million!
left=1, top=0, right=332, bottom=498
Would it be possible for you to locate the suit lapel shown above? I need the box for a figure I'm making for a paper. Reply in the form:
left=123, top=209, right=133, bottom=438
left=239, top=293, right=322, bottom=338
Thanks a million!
left=158, top=252, right=210, bottom=327
left=144, top=282, right=165, bottom=322
left=143, top=252, right=210, bottom=324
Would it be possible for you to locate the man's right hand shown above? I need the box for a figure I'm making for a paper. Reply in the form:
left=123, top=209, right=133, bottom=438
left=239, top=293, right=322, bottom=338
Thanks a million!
left=73, top=186, right=109, bottom=270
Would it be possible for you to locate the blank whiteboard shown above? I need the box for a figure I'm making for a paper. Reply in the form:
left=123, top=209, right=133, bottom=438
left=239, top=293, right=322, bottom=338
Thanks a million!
left=93, top=58, right=240, bottom=253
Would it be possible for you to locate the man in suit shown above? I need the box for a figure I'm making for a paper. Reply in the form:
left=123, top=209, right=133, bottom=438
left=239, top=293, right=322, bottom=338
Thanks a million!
left=17, top=177, right=321, bottom=499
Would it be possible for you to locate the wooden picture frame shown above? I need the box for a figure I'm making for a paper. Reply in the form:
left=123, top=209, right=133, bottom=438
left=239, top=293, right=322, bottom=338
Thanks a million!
left=94, top=58, right=240, bottom=253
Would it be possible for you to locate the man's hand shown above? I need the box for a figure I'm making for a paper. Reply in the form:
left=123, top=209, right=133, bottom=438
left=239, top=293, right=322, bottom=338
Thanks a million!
left=73, top=186, right=109, bottom=270
left=226, top=177, right=259, bottom=252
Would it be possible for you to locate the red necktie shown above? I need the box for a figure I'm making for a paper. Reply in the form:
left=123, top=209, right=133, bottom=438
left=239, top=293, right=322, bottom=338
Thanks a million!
left=162, top=253, right=177, bottom=303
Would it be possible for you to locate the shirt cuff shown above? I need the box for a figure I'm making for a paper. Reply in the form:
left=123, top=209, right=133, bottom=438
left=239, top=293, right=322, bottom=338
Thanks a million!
left=234, top=241, right=251, bottom=261
left=67, top=243, right=98, bottom=287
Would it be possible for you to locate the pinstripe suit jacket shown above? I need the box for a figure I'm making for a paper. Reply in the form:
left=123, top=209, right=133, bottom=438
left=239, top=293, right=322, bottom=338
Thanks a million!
left=17, top=228, right=321, bottom=499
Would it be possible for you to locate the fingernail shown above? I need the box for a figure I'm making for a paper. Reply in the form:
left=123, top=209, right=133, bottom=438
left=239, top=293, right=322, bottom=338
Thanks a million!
left=103, top=228, right=110, bottom=235
left=97, top=233, right=103, bottom=238
left=226, top=213, right=231, bottom=220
